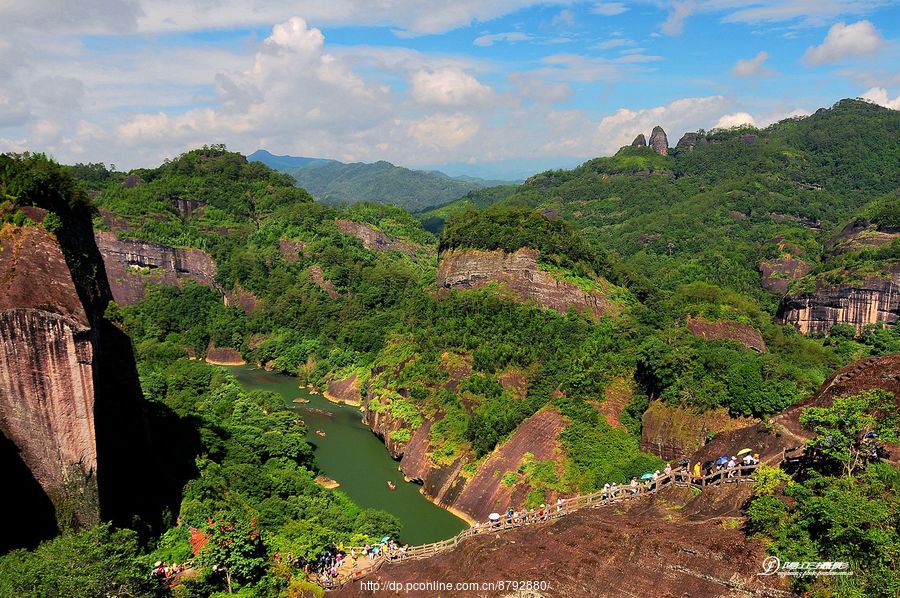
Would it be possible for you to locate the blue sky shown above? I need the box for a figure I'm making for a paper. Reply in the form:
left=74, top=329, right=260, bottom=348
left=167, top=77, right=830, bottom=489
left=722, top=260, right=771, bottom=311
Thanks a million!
left=2, top=1, right=898, bottom=179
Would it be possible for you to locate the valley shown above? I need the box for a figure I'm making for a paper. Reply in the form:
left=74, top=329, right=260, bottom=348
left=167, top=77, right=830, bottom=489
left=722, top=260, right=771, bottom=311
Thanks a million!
left=1, top=99, right=898, bottom=597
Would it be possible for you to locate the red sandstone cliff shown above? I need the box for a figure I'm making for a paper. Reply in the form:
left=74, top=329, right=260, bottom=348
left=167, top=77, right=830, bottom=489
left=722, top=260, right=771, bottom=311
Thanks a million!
left=0, top=224, right=100, bottom=529
left=94, top=231, right=220, bottom=305
left=778, top=265, right=899, bottom=335
left=436, top=248, right=616, bottom=318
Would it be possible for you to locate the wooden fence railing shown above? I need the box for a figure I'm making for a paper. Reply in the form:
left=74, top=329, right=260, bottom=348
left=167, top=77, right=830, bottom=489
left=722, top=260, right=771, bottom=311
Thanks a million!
left=330, top=464, right=758, bottom=590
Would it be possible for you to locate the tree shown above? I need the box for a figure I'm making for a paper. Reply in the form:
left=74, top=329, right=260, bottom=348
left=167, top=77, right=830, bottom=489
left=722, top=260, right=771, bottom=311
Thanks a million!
left=799, top=390, right=899, bottom=477
left=196, top=513, right=267, bottom=593
left=0, top=524, right=158, bottom=598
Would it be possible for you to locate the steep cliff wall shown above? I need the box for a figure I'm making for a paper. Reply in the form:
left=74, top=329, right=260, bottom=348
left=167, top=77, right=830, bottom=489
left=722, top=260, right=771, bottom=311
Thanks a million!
left=778, top=266, right=899, bottom=334
left=1, top=218, right=194, bottom=547
left=94, top=231, right=219, bottom=305
left=436, top=248, right=615, bottom=318
left=0, top=225, right=99, bottom=530
left=640, top=401, right=756, bottom=461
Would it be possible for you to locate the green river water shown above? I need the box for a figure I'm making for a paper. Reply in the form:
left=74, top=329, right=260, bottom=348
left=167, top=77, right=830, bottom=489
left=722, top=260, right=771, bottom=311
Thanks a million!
left=225, top=365, right=468, bottom=545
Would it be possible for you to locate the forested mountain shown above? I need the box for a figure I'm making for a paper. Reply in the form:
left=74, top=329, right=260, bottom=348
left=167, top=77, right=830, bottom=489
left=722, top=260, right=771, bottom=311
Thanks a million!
left=249, top=149, right=511, bottom=211
left=2, top=99, right=898, bottom=596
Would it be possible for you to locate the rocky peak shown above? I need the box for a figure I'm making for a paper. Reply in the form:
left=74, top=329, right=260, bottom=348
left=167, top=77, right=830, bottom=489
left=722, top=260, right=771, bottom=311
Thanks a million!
left=648, top=126, right=669, bottom=156
left=630, top=134, right=647, bottom=147
left=676, top=131, right=706, bottom=150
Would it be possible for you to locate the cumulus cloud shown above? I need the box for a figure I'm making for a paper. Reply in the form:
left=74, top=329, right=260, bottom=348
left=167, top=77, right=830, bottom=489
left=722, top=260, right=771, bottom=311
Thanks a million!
left=409, top=67, right=493, bottom=106
left=593, top=95, right=732, bottom=153
left=731, top=51, right=773, bottom=77
left=473, top=31, right=531, bottom=46
left=862, top=87, right=900, bottom=109
left=714, top=112, right=756, bottom=128
left=408, top=113, right=480, bottom=148
left=802, top=20, right=884, bottom=65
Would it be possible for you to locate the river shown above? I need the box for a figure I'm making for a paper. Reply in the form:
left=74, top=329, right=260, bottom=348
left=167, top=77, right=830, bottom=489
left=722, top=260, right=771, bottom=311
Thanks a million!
left=224, top=365, right=468, bottom=545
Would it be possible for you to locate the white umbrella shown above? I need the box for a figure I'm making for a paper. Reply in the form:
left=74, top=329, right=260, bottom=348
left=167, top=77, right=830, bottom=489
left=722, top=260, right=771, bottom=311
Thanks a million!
left=488, top=513, right=501, bottom=521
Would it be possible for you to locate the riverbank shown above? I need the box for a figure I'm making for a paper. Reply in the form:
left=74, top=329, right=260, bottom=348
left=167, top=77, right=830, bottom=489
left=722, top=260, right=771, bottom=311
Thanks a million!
left=223, top=365, right=468, bottom=545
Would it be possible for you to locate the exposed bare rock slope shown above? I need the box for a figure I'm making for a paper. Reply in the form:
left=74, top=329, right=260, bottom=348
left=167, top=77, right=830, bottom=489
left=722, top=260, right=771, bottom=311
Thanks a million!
left=758, top=257, right=813, bottom=294
left=337, top=485, right=787, bottom=598
left=436, top=248, right=615, bottom=318
left=336, top=219, right=416, bottom=254
left=686, top=317, right=767, bottom=352
left=95, top=231, right=219, bottom=305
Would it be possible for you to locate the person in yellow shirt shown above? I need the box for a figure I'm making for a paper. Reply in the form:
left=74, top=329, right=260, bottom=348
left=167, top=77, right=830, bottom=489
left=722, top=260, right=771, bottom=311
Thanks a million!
left=693, top=462, right=701, bottom=478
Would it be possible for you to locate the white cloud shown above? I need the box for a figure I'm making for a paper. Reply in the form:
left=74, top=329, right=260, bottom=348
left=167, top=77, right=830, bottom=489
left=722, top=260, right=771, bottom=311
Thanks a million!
left=0, top=1, right=578, bottom=37
left=593, top=38, right=631, bottom=50
left=409, top=67, right=493, bottom=106
left=408, top=113, right=480, bottom=148
left=714, top=112, right=756, bottom=128
left=661, top=1, right=696, bottom=36
left=731, top=51, right=773, bottom=77
left=551, top=9, right=577, bottom=27
left=802, top=20, right=885, bottom=65
left=593, top=95, right=733, bottom=154
left=862, top=86, right=900, bottom=109
left=473, top=31, right=531, bottom=46
left=593, top=3, right=628, bottom=16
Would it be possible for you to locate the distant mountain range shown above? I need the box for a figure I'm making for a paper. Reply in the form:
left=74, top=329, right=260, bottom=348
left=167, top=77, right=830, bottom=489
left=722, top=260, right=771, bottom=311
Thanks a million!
left=248, top=150, right=513, bottom=212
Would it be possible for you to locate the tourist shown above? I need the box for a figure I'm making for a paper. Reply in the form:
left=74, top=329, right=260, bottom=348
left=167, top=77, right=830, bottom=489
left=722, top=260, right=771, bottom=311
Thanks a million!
left=629, top=477, right=638, bottom=494
left=727, top=456, right=736, bottom=477
left=693, top=462, right=701, bottom=479
left=557, top=497, right=565, bottom=513
left=664, top=463, right=672, bottom=478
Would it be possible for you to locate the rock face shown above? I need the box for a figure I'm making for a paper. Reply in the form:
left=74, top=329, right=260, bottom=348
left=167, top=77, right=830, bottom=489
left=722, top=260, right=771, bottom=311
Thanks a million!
left=224, top=285, right=258, bottom=315
left=335, top=219, right=416, bottom=254
left=0, top=225, right=99, bottom=530
left=686, top=316, right=767, bottom=352
left=170, top=196, right=205, bottom=218
left=649, top=125, right=669, bottom=156
left=826, top=219, right=900, bottom=257
left=677, top=131, right=707, bottom=150
left=324, top=374, right=362, bottom=406
left=279, top=238, right=305, bottom=262
left=94, top=231, right=219, bottom=305
left=758, top=257, right=813, bottom=294
left=436, top=248, right=615, bottom=318
left=631, top=133, right=647, bottom=147
left=336, top=485, right=786, bottom=598
left=451, top=408, right=566, bottom=521
left=309, top=265, right=340, bottom=298
left=205, top=346, right=246, bottom=366
left=640, top=401, right=755, bottom=461
left=778, top=266, right=900, bottom=334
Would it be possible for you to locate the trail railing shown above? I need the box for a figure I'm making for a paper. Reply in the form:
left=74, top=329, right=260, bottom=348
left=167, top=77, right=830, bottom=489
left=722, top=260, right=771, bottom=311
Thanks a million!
left=331, top=464, right=758, bottom=590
